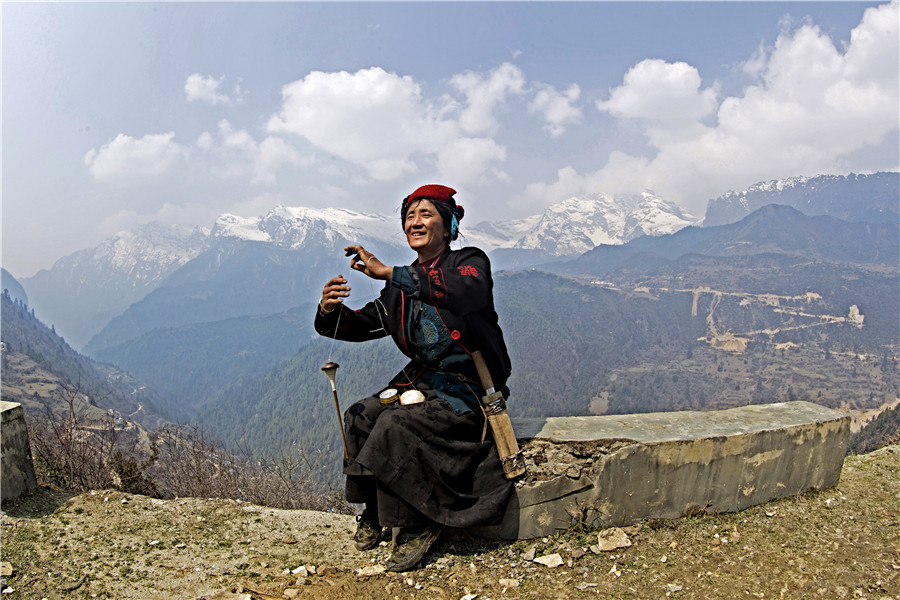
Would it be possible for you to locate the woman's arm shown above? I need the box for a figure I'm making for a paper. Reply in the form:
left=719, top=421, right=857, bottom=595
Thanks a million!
left=314, top=273, right=391, bottom=342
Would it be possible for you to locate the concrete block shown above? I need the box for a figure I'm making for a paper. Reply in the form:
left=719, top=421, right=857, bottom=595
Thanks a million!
left=477, top=401, right=849, bottom=539
left=2, top=401, right=38, bottom=500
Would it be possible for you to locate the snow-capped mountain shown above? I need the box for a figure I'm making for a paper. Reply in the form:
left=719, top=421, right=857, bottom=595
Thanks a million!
left=211, top=205, right=401, bottom=248
left=511, top=192, right=699, bottom=256
left=21, top=222, right=209, bottom=349
left=703, top=172, right=899, bottom=227
left=463, top=215, right=542, bottom=252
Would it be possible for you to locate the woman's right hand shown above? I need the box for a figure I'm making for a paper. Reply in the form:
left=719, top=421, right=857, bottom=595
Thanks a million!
left=320, top=275, right=350, bottom=313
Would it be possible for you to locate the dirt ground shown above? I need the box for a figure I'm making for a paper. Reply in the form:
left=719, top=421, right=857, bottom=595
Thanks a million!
left=2, top=445, right=898, bottom=600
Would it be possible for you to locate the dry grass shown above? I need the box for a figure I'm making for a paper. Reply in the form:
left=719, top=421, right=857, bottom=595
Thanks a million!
left=2, top=445, right=898, bottom=600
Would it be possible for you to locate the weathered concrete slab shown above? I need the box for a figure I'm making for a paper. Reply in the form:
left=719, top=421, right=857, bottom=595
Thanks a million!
left=1, top=401, right=38, bottom=501
left=476, top=401, right=849, bottom=540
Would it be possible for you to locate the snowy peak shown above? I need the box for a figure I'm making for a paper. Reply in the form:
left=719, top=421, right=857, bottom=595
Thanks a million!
left=703, top=172, right=899, bottom=227
left=94, top=222, right=210, bottom=281
left=464, top=215, right=542, bottom=250
left=39, top=221, right=210, bottom=286
left=513, top=192, right=699, bottom=256
left=211, top=205, right=399, bottom=248
left=21, top=221, right=211, bottom=349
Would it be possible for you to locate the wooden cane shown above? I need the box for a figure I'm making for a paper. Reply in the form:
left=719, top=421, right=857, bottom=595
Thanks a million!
left=471, top=351, right=526, bottom=479
left=321, top=362, right=350, bottom=460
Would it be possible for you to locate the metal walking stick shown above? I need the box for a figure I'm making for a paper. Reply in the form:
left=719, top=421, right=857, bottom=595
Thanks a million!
left=321, top=361, right=350, bottom=460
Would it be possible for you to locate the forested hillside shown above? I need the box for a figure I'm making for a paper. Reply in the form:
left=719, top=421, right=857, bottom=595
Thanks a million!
left=90, top=304, right=318, bottom=422
left=199, top=337, right=408, bottom=486
left=0, top=291, right=167, bottom=430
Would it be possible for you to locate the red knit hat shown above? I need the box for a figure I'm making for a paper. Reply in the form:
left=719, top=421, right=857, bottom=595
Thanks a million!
left=407, top=184, right=456, bottom=206
left=401, top=184, right=465, bottom=241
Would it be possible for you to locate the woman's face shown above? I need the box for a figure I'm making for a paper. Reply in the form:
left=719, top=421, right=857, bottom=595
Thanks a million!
left=404, top=199, right=448, bottom=260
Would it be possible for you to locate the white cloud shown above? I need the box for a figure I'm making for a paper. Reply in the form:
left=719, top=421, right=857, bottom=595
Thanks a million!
left=185, top=73, right=243, bottom=105
left=197, top=120, right=303, bottom=184
left=597, top=59, right=718, bottom=130
left=268, top=67, right=447, bottom=180
left=436, top=138, right=507, bottom=186
left=267, top=65, right=514, bottom=184
left=84, top=132, right=189, bottom=184
left=529, top=83, right=582, bottom=137
left=450, top=62, right=526, bottom=135
left=529, top=1, right=899, bottom=214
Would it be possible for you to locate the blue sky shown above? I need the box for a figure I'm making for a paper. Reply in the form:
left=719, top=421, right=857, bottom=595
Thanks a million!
left=3, top=1, right=898, bottom=277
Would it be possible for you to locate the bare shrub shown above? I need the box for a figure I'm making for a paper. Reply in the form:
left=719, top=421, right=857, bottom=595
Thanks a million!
left=28, top=384, right=121, bottom=491
left=26, top=386, right=345, bottom=513
left=148, top=424, right=344, bottom=512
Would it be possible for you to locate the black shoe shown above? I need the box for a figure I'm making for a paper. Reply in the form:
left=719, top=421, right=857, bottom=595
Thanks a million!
left=384, top=524, right=442, bottom=572
left=353, top=510, right=385, bottom=551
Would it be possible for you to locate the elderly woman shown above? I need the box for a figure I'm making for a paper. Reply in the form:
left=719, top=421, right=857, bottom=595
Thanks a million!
left=315, top=184, right=513, bottom=572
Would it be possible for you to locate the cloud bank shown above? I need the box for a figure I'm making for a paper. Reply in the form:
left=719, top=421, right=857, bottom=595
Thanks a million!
left=525, top=0, right=899, bottom=213
left=84, top=132, right=190, bottom=185
left=84, top=2, right=897, bottom=217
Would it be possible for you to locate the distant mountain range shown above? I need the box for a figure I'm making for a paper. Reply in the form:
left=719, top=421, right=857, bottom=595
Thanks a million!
left=11, top=170, right=898, bottom=356
left=19, top=190, right=701, bottom=351
left=21, top=223, right=209, bottom=349
left=703, top=172, right=898, bottom=227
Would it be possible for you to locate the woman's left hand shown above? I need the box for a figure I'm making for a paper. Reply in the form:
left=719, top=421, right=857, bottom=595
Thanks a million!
left=345, top=244, right=392, bottom=281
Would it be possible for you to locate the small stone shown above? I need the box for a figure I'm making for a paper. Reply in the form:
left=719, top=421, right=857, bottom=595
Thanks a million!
left=589, top=545, right=602, bottom=555
left=661, top=555, right=667, bottom=563
left=292, top=566, right=309, bottom=577
left=148, top=540, right=160, bottom=546
left=283, top=589, right=299, bottom=599
left=0, top=563, right=11, bottom=577
left=460, top=595, right=478, bottom=600
left=358, top=565, right=386, bottom=577
left=174, top=543, right=186, bottom=549
left=522, top=546, right=537, bottom=561
left=575, top=582, right=598, bottom=590
left=571, top=548, right=586, bottom=560
left=294, top=577, right=309, bottom=586
left=666, top=583, right=683, bottom=593
left=498, top=578, right=519, bottom=588
left=318, top=565, right=337, bottom=577
left=533, top=553, right=564, bottom=568
left=596, top=528, right=631, bottom=551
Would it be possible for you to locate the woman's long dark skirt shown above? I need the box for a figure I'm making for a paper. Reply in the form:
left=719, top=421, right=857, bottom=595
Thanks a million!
left=342, top=392, right=513, bottom=529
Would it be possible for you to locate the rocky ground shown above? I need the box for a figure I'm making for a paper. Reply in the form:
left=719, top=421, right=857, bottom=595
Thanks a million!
left=2, top=445, right=898, bottom=600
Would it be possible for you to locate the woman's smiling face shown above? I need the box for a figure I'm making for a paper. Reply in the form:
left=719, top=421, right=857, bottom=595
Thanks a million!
left=404, top=199, right=448, bottom=261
